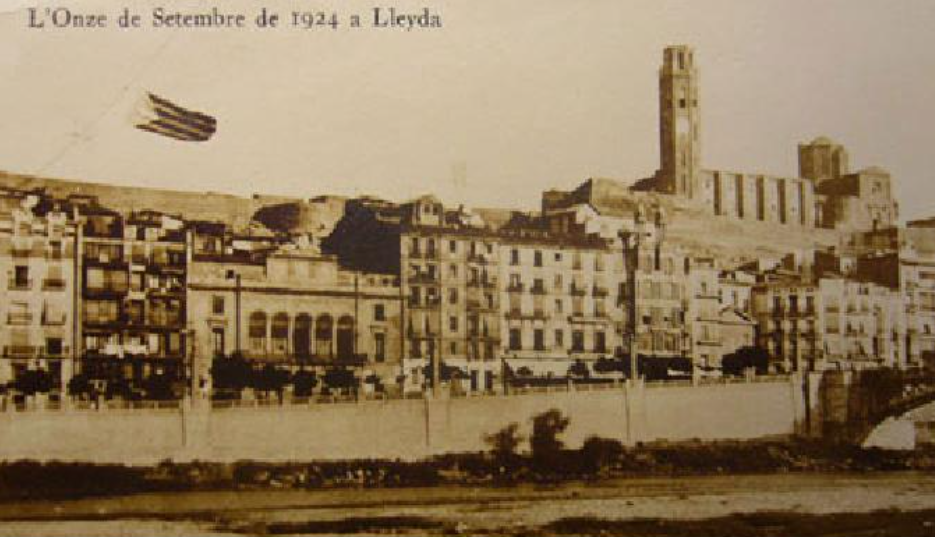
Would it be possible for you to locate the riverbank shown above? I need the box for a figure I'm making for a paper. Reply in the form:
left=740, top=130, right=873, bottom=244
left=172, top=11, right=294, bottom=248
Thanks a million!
left=0, top=473, right=930, bottom=537
left=0, top=437, right=931, bottom=502
left=214, top=509, right=935, bottom=537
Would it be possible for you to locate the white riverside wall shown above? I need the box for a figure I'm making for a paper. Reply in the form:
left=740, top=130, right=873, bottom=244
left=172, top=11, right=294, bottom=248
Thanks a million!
left=0, top=378, right=802, bottom=464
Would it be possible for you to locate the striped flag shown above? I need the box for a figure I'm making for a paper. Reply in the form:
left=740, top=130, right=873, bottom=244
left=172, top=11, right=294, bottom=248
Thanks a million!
left=135, top=93, right=217, bottom=142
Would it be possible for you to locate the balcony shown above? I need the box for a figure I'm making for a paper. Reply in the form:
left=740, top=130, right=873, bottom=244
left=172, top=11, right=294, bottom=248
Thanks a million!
left=530, top=284, right=547, bottom=295
left=3, top=345, right=37, bottom=358
left=468, top=277, right=497, bottom=289
left=593, top=286, right=609, bottom=297
left=42, top=278, right=66, bottom=291
left=466, top=299, right=496, bottom=311
left=409, top=272, right=438, bottom=284
left=84, top=285, right=129, bottom=298
left=506, top=309, right=550, bottom=321
left=7, top=312, right=33, bottom=326
left=467, top=253, right=490, bottom=264
left=11, top=245, right=33, bottom=258
left=409, top=249, right=438, bottom=260
left=42, top=312, right=67, bottom=326
left=409, top=296, right=441, bottom=309
left=7, top=278, right=32, bottom=291
left=570, top=284, right=587, bottom=296
left=507, top=282, right=525, bottom=293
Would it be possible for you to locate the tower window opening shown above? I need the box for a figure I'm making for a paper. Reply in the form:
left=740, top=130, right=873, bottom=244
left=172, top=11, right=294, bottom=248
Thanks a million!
left=679, top=98, right=686, bottom=108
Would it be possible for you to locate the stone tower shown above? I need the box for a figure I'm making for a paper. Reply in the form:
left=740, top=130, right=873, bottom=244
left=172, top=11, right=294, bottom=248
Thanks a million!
left=798, top=136, right=849, bottom=186
left=658, top=45, right=701, bottom=198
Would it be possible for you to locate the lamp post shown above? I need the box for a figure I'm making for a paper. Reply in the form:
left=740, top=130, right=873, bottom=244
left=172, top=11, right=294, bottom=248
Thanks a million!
left=621, top=231, right=640, bottom=382
left=225, top=270, right=242, bottom=356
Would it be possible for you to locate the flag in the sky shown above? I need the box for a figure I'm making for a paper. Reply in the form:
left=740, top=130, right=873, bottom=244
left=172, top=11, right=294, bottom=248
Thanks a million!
left=135, top=93, right=217, bottom=142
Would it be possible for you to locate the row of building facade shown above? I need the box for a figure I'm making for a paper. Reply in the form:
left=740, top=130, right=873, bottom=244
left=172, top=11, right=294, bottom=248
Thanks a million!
left=1, top=184, right=932, bottom=400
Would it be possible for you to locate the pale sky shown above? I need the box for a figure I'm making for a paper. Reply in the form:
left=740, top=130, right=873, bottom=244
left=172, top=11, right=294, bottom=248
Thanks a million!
left=0, top=0, right=933, bottom=220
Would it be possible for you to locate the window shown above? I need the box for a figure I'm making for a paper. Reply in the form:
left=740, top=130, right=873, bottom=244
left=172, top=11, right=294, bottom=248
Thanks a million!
left=212, top=328, right=225, bottom=357
left=248, top=311, right=267, bottom=353
left=46, top=337, right=63, bottom=356
left=127, top=301, right=143, bottom=324
left=594, top=332, right=606, bottom=353
left=510, top=249, right=519, bottom=266
left=509, top=328, right=522, bottom=350
left=449, top=316, right=458, bottom=332
left=595, top=300, right=606, bottom=317
left=534, top=251, right=543, bottom=267
left=12, top=265, right=29, bottom=289
left=449, top=264, right=458, bottom=278
left=374, top=304, right=386, bottom=321
left=554, top=274, right=563, bottom=289
left=375, top=333, right=386, bottom=362
left=534, top=329, right=544, bottom=351
left=410, top=237, right=420, bottom=255
left=555, top=298, right=563, bottom=313
left=572, top=331, right=584, bottom=352
left=449, top=240, right=457, bottom=253
left=554, top=252, right=562, bottom=262
left=448, top=288, right=458, bottom=304
left=555, top=329, right=564, bottom=348
left=212, top=296, right=225, bottom=315
left=271, top=313, right=289, bottom=354
left=450, top=341, right=457, bottom=355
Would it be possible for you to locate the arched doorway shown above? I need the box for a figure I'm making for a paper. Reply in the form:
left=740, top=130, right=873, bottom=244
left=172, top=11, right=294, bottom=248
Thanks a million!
left=315, top=315, right=333, bottom=358
left=337, top=315, right=354, bottom=361
left=294, top=314, right=312, bottom=361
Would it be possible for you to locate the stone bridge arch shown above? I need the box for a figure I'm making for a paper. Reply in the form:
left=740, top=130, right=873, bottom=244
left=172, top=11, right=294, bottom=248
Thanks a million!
left=804, top=368, right=934, bottom=445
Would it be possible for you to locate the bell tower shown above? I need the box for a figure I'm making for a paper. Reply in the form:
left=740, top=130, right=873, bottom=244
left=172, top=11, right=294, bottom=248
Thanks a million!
left=658, top=45, right=701, bottom=198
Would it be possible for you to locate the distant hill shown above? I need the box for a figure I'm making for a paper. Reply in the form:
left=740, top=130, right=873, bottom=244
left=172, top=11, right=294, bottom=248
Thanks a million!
left=0, top=170, right=299, bottom=230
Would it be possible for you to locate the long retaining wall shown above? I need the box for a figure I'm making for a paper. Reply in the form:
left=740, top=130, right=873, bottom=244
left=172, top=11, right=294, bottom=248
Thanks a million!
left=0, top=377, right=802, bottom=464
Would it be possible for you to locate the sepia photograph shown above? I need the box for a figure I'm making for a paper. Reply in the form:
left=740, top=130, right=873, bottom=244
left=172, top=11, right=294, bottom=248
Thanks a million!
left=0, top=0, right=933, bottom=535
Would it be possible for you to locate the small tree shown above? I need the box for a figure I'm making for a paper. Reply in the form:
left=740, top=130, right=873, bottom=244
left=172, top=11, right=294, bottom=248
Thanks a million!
left=67, top=373, right=94, bottom=400
left=530, top=409, right=570, bottom=470
left=580, top=436, right=625, bottom=474
left=722, top=346, right=769, bottom=376
left=292, top=370, right=318, bottom=397
left=14, top=369, right=54, bottom=396
left=485, top=422, right=523, bottom=461
left=568, top=360, right=590, bottom=379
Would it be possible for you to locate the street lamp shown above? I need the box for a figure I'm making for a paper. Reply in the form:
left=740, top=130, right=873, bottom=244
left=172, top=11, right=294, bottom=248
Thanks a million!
left=226, top=270, right=242, bottom=356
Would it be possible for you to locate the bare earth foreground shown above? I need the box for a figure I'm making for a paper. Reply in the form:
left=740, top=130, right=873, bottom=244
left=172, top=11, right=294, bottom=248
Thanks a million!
left=0, top=472, right=930, bottom=536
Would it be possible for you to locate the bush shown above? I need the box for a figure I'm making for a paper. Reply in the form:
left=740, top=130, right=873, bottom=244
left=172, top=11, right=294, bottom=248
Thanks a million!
left=292, top=371, right=318, bottom=397
left=722, top=346, right=769, bottom=376
left=530, top=409, right=570, bottom=470
left=580, top=436, right=625, bottom=474
left=485, top=422, right=523, bottom=461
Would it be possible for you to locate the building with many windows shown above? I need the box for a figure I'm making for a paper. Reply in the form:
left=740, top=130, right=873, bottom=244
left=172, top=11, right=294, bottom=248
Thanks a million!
left=0, top=190, right=77, bottom=397
left=188, top=226, right=403, bottom=397
left=76, top=204, right=189, bottom=398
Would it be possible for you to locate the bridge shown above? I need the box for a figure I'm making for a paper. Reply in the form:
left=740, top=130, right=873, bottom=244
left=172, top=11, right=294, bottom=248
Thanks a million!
left=804, top=367, right=934, bottom=445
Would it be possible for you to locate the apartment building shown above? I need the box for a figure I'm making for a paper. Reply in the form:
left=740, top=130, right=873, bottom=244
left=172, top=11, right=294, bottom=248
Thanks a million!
left=0, top=190, right=77, bottom=395
left=753, top=277, right=905, bottom=371
left=77, top=205, right=189, bottom=397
